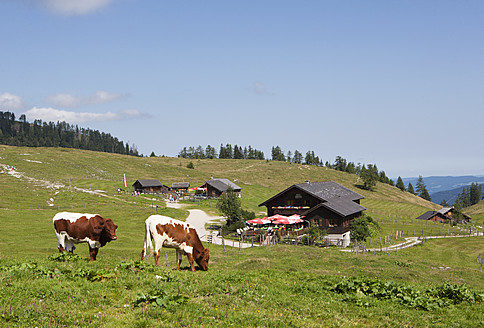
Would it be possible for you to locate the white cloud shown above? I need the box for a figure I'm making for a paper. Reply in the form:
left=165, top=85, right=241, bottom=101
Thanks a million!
left=24, top=107, right=143, bottom=124
left=47, top=91, right=124, bottom=108
left=42, top=0, right=114, bottom=16
left=0, top=93, right=24, bottom=110
left=251, top=81, right=273, bottom=95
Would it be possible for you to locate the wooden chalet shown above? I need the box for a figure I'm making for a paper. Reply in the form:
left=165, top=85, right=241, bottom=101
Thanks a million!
left=171, top=182, right=190, bottom=192
left=416, top=207, right=471, bottom=224
left=200, top=178, right=241, bottom=198
left=132, top=179, right=169, bottom=194
left=259, top=181, right=366, bottom=246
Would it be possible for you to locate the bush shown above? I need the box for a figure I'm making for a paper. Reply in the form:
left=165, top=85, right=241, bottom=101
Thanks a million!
left=351, top=214, right=380, bottom=241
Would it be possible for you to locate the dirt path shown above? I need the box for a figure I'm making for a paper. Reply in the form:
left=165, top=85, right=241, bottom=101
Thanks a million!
left=342, top=233, right=484, bottom=253
left=165, top=201, right=256, bottom=248
left=0, top=163, right=132, bottom=206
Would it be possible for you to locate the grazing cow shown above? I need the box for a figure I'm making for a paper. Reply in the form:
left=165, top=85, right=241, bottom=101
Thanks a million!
left=53, top=212, right=118, bottom=261
left=141, top=215, right=209, bottom=272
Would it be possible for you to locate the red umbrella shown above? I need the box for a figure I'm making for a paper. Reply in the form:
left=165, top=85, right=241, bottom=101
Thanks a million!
left=268, top=214, right=288, bottom=221
left=272, top=218, right=292, bottom=225
left=246, top=218, right=271, bottom=225
left=272, top=214, right=304, bottom=225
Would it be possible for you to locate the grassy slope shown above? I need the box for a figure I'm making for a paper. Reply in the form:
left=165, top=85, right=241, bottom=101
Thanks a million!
left=0, top=145, right=440, bottom=212
left=0, top=146, right=483, bottom=327
left=465, top=199, right=484, bottom=226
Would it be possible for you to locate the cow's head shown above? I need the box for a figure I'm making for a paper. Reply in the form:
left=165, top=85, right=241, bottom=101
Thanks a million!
left=195, top=248, right=209, bottom=271
left=90, top=216, right=118, bottom=246
left=103, top=218, right=118, bottom=241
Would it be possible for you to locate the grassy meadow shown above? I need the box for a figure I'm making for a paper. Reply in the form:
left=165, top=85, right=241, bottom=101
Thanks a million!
left=0, top=145, right=483, bottom=327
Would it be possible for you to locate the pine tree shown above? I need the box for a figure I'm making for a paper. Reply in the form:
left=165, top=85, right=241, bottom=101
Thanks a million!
left=293, top=150, right=303, bottom=164
left=416, top=176, right=431, bottom=201
left=407, top=183, right=416, bottom=195
left=469, top=182, right=482, bottom=205
left=333, top=156, right=347, bottom=172
left=360, top=164, right=378, bottom=191
left=396, top=176, right=406, bottom=191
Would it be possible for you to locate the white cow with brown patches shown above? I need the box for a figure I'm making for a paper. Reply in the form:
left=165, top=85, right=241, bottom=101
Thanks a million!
left=53, top=212, right=118, bottom=261
left=141, top=215, right=209, bottom=272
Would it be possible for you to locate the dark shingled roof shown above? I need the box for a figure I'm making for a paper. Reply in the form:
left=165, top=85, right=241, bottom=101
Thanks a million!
left=319, top=198, right=366, bottom=217
left=295, top=181, right=364, bottom=202
left=259, top=181, right=364, bottom=207
left=415, top=211, right=437, bottom=220
left=172, top=182, right=190, bottom=189
left=133, top=179, right=163, bottom=187
left=204, top=178, right=241, bottom=192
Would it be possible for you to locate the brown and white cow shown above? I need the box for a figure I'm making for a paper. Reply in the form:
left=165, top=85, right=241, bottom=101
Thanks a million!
left=140, top=215, right=209, bottom=272
left=53, top=212, right=118, bottom=261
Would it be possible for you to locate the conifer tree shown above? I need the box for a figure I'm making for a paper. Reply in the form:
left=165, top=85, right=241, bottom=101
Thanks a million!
left=407, top=182, right=416, bottom=195
left=396, top=176, right=406, bottom=191
left=416, top=176, right=431, bottom=201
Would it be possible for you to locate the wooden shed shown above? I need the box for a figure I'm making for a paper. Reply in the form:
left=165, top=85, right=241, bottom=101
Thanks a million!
left=416, top=207, right=471, bottom=224
left=200, top=178, right=241, bottom=198
left=171, top=182, right=190, bottom=192
left=132, top=179, right=169, bottom=194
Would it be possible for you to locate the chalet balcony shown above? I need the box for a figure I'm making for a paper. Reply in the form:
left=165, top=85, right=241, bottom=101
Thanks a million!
left=271, top=206, right=310, bottom=216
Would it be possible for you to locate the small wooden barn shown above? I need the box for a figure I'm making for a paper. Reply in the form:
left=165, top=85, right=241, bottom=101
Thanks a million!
left=132, top=179, right=169, bottom=194
left=416, top=207, right=471, bottom=224
left=200, top=178, right=241, bottom=198
left=171, top=182, right=190, bottom=192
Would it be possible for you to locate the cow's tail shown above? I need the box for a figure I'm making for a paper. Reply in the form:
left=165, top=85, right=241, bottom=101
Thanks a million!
left=141, top=219, right=153, bottom=263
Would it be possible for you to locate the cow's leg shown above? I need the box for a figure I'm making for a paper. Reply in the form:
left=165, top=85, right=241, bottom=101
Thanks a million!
left=154, top=250, right=160, bottom=266
left=89, top=247, right=98, bottom=261
left=176, top=250, right=183, bottom=271
left=186, top=253, right=196, bottom=272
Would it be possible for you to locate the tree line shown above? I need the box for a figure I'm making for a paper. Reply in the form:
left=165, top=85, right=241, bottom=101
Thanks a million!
left=178, top=144, right=265, bottom=160
left=179, top=144, right=397, bottom=191
left=0, top=111, right=140, bottom=156
left=452, top=183, right=483, bottom=210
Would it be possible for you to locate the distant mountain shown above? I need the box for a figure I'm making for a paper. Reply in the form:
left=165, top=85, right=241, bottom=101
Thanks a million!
left=401, top=176, right=484, bottom=195
left=429, top=183, right=484, bottom=206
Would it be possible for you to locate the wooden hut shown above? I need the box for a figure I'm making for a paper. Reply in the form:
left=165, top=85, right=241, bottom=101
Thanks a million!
left=132, top=179, right=169, bottom=194
left=171, top=182, right=190, bottom=192
left=416, top=207, right=471, bottom=224
left=200, top=178, right=241, bottom=198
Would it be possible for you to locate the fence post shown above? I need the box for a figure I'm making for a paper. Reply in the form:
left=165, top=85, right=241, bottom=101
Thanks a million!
left=165, top=252, right=169, bottom=267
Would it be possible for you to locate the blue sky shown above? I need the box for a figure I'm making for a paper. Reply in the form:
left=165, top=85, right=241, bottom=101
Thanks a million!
left=1, top=0, right=483, bottom=178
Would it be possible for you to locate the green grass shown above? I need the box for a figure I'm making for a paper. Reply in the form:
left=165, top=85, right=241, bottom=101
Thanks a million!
left=0, top=237, right=483, bottom=327
left=0, top=146, right=483, bottom=327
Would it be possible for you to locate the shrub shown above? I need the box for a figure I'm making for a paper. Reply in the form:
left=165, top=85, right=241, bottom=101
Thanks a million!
left=351, top=214, right=380, bottom=241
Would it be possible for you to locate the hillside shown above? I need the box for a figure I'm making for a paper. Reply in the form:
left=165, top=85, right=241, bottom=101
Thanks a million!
left=0, top=145, right=439, bottom=216
left=465, top=199, right=484, bottom=224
